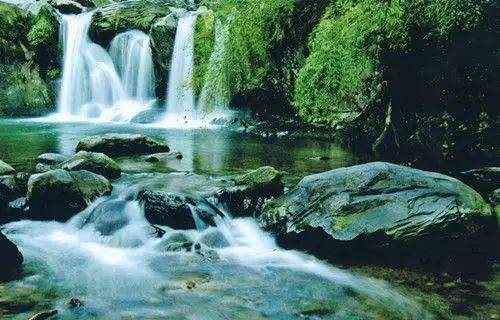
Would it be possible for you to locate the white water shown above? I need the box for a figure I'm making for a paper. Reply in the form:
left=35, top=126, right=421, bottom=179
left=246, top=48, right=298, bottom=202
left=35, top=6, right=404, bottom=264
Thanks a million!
left=3, top=185, right=434, bottom=319
left=56, top=14, right=155, bottom=123
left=164, top=13, right=198, bottom=119
left=197, top=19, right=230, bottom=113
left=109, top=30, right=156, bottom=102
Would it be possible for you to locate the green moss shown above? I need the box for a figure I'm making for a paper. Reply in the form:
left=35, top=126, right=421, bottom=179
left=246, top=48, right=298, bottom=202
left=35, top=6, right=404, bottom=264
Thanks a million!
left=294, top=0, right=487, bottom=127
left=208, top=0, right=296, bottom=96
left=0, top=2, right=32, bottom=62
left=0, top=62, right=53, bottom=117
left=193, top=10, right=215, bottom=97
left=27, top=5, right=57, bottom=48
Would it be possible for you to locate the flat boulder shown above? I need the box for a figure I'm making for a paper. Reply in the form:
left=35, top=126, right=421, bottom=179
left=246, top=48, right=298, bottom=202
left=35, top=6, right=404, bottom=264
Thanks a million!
left=76, top=133, right=169, bottom=157
left=61, top=151, right=121, bottom=179
left=0, top=231, right=23, bottom=281
left=27, top=169, right=112, bottom=221
left=36, top=153, right=68, bottom=165
left=260, top=162, right=493, bottom=255
left=0, top=160, right=15, bottom=175
left=216, top=166, right=284, bottom=217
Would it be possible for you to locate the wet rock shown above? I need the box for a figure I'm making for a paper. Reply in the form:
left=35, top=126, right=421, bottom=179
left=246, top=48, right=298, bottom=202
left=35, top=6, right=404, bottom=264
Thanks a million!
left=149, top=13, right=178, bottom=98
left=138, top=190, right=223, bottom=229
left=27, top=169, right=112, bottom=221
left=3, top=197, right=29, bottom=223
left=89, top=0, right=183, bottom=46
left=36, top=153, right=68, bottom=165
left=35, top=163, right=54, bottom=173
left=27, top=310, right=58, bottom=320
left=156, top=232, right=193, bottom=252
left=0, top=160, right=15, bottom=175
left=49, top=0, right=84, bottom=14
left=76, top=133, right=169, bottom=157
left=490, top=189, right=500, bottom=205
left=216, top=166, right=284, bottom=217
left=460, top=167, right=500, bottom=197
left=0, top=231, right=23, bottom=281
left=83, top=200, right=130, bottom=235
left=69, top=297, right=84, bottom=309
left=0, top=175, right=26, bottom=218
left=198, top=229, right=229, bottom=248
left=260, top=162, right=494, bottom=256
left=144, top=152, right=183, bottom=163
left=61, top=151, right=121, bottom=179
left=130, top=107, right=165, bottom=124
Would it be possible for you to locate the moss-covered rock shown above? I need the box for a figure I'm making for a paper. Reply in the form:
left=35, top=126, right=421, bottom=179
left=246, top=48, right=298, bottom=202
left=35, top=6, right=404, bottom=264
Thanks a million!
left=149, top=13, right=178, bottom=100
left=0, top=62, right=53, bottom=116
left=89, top=0, right=182, bottom=46
left=0, top=1, right=32, bottom=61
left=27, top=4, right=60, bottom=79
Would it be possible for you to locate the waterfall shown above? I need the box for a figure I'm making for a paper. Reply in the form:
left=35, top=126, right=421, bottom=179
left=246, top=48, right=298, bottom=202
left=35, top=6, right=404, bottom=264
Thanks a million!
left=109, top=30, right=156, bottom=102
left=165, top=13, right=198, bottom=117
left=197, top=19, right=230, bottom=113
left=57, top=14, right=155, bottom=122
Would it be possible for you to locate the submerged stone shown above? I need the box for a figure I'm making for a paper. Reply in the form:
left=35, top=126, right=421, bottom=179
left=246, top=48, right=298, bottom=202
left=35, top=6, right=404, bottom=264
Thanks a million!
left=76, top=133, right=170, bottom=157
left=61, top=151, right=122, bottom=179
left=0, top=159, right=15, bottom=175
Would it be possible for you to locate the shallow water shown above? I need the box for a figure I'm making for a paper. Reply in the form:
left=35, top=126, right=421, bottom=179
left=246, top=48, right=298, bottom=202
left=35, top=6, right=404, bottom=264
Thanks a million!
left=0, top=119, right=497, bottom=320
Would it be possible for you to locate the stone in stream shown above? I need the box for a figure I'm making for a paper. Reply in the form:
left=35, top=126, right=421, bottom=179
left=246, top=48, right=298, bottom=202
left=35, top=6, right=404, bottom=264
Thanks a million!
left=27, top=169, right=112, bottom=221
left=155, top=231, right=193, bottom=252
left=216, top=166, right=284, bottom=217
left=0, top=174, right=28, bottom=222
left=137, top=190, right=223, bottom=230
left=0, top=231, right=23, bottom=281
left=144, top=151, right=183, bottom=163
left=260, top=162, right=494, bottom=258
left=60, top=151, right=122, bottom=179
left=49, top=0, right=84, bottom=14
left=0, top=159, right=15, bottom=175
left=76, top=133, right=170, bottom=157
left=82, top=200, right=130, bottom=236
left=36, top=153, right=68, bottom=165
left=27, top=310, right=58, bottom=320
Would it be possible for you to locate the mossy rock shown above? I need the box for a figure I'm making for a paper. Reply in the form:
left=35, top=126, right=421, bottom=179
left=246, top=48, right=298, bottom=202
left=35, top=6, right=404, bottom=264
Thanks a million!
left=89, top=0, right=184, bottom=46
left=0, top=2, right=33, bottom=61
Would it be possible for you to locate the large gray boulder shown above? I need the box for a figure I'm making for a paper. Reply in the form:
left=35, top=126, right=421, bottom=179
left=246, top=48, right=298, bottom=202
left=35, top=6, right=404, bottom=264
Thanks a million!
left=0, top=231, right=23, bottom=281
left=0, top=160, right=15, bottom=175
left=76, top=133, right=170, bottom=157
left=216, top=166, right=284, bottom=217
left=27, top=169, right=112, bottom=221
left=61, top=151, right=121, bottom=179
left=260, top=162, right=493, bottom=254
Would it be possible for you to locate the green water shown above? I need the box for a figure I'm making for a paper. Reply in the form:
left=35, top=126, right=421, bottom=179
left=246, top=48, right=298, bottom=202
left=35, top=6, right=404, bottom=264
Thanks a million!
left=0, top=119, right=498, bottom=320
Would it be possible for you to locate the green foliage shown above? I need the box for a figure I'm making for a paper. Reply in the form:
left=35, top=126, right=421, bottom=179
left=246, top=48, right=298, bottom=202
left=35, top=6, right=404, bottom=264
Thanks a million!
left=193, top=10, right=216, bottom=97
left=0, top=2, right=32, bottom=62
left=27, top=5, right=58, bottom=48
left=208, top=0, right=296, bottom=95
left=294, top=0, right=488, bottom=126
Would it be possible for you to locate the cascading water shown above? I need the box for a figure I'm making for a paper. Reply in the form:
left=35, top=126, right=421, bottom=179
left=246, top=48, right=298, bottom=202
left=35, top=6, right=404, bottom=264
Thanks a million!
left=3, top=178, right=435, bottom=320
left=56, top=14, right=155, bottom=122
left=197, top=19, right=230, bottom=113
left=164, top=13, right=198, bottom=119
left=109, top=30, right=156, bottom=102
